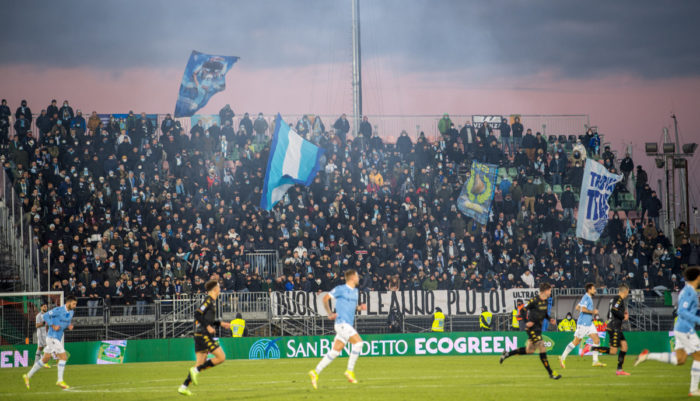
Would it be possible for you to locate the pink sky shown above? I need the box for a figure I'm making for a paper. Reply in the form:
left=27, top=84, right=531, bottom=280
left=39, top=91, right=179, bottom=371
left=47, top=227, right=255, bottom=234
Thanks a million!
left=2, top=63, right=699, bottom=219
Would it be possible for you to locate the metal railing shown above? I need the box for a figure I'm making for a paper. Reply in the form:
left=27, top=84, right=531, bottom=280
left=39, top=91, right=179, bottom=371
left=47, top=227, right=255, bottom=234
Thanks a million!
left=0, top=166, right=40, bottom=292
left=245, top=250, right=280, bottom=279
left=15, top=111, right=589, bottom=145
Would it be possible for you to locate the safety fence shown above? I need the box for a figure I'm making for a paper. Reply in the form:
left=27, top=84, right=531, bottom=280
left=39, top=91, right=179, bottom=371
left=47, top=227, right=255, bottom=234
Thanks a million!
left=0, top=330, right=674, bottom=368
left=0, top=166, right=40, bottom=293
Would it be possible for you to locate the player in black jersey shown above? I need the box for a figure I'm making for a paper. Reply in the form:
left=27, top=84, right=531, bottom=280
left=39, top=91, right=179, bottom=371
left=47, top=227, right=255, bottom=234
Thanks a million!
left=585, top=284, right=631, bottom=376
left=178, top=279, right=231, bottom=396
left=500, top=282, right=561, bottom=379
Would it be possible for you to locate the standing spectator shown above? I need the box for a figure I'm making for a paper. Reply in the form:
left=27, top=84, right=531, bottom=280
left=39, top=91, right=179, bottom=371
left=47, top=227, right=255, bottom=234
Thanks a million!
left=46, top=99, right=59, bottom=118
left=645, top=191, right=662, bottom=227
left=87, top=280, right=100, bottom=316
left=396, top=130, right=413, bottom=159
left=560, top=185, right=576, bottom=221
left=36, top=109, right=52, bottom=137
left=14, top=114, right=30, bottom=139
left=549, top=152, right=566, bottom=186
left=438, top=113, right=452, bottom=136
left=58, top=100, right=74, bottom=131
left=253, top=113, right=268, bottom=139
left=522, top=177, right=537, bottom=214
left=521, top=128, right=537, bottom=161
left=333, top=114, right=350, bottom=145
left=499, top=117, right=512, bottom=155
left=511, top=116, right=524, bottom=152
left=635, top=165, right=648, bottom=209
left=70, top=110, right=86, bottom=136
left=15, top=99, right=33, bottom=125
left=619, top=153, right=634, bottom=186
left=359, top=115, right=372, bottom=144
left=219, top=104, right=235, bottom=127
left=87, top=111, right=101, bottom=134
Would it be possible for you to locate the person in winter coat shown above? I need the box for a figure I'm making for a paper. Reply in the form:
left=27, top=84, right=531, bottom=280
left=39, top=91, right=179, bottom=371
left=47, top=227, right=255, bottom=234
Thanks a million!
left=500, top=117, right=512, bottom=155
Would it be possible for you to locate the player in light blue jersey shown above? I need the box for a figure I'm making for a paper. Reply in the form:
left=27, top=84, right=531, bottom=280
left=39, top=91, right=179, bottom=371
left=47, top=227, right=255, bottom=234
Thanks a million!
left=635, top=266, right=700, bottom=396
left=309, top=269, right=367, bottom=389
left=23, top=295, right=77, bottom=390
left=559, top=283, right=606, bottom=368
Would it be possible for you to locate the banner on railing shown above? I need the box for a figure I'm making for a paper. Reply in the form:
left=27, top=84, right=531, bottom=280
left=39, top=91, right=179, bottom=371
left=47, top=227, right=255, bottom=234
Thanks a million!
left=0, top=331, right=674, bottom=366
left=271, top=289, right=540, bottom=317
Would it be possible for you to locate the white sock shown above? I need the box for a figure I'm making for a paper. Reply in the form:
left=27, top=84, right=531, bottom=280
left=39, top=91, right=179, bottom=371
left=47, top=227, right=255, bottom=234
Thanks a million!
left=592, top=350, right=599, bottom=363
left=315, top=349, right=339, bottom=374
left=35, top=350, right=42, bottom=361
left=57, top=360, right=66, bottom=382
left=347, top=342, right=363, bottom=372
left=561, top=342, right=576, bottom=361
left=27, top=359, right=44, bottom=378
left=647, top=352, right=678, bottom=365
left=691, top=361, right=700, bottom=393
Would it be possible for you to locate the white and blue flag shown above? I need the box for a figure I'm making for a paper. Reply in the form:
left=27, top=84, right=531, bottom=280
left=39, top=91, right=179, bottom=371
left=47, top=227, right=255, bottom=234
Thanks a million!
left=260, top=114, right=324, bottom=210
left=576, top=159, right=622, bottom=241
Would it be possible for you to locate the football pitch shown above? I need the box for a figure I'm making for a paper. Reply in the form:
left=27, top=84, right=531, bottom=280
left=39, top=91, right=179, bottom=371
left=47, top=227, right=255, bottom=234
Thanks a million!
left=0, top=355, right=688, bottom=400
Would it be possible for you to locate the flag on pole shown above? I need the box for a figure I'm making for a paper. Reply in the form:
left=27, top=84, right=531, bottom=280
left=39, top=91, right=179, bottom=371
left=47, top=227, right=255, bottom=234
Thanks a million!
left=576, top=159, right=623, bottom=241
left=174, top=51, right=239, bottom=118
left=260, top=114, right=324, bottom=210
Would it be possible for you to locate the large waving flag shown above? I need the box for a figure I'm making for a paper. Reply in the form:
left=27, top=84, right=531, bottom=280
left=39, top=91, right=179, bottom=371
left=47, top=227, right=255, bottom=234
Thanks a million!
left=576, top=159, right=622, bottom=241
left=457, top=161, right=498, bottom=225
left=174, top=51, right=239, bottom=118
left=260, top=114, right=324, bottom=210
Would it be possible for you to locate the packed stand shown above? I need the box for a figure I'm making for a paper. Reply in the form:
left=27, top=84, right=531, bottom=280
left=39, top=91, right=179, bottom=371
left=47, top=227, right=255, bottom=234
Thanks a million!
left=0, top=99, right=698, bottom=314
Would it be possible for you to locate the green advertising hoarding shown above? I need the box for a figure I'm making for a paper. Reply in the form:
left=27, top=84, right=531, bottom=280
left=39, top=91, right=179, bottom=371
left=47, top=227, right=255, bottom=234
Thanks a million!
left=0, top=331, right=675, bottom=368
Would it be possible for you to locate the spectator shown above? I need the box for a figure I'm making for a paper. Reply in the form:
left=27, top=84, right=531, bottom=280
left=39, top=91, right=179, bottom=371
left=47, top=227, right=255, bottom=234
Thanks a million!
left=511, top=116, right=523, bottom=152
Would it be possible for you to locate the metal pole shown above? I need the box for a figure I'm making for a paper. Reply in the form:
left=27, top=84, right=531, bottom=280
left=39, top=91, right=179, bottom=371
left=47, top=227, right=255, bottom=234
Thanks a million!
left=663, top=128, right=675, bottom=242
left=685, top=161, right=691, bottom=234
left=47, top=246, right=51, bottom=291
left=36, top=245, right=40, bottom=293
left=672, top=114, right=688, bottom=228
left=351, top=0, right=362, bottom=137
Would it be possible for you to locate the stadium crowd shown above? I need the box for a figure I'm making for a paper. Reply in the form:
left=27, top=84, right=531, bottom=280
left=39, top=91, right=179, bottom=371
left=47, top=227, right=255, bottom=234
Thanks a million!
left=1, top=99, right=698, bottom=310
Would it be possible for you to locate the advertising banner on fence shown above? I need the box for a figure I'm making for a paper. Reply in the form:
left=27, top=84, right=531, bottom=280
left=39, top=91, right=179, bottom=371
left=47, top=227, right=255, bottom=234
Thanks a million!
left=0, top=331, right=675, bottom=367
left=271, top=289, right=540, bottom=317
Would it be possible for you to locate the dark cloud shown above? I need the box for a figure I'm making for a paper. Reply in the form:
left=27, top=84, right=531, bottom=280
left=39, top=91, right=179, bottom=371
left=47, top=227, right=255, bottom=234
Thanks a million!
left=1, top=0, right=699, bottom=79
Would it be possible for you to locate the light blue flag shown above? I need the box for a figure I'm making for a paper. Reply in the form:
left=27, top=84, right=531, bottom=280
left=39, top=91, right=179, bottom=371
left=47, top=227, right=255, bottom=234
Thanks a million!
left=576, top=159, right=622, bottom=241
left=260, top=114, right=325, bottom=210
left=174, top=51, right=239, bottom=118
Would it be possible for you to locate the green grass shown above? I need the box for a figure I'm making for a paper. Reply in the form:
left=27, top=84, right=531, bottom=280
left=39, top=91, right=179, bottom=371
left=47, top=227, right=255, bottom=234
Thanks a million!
left=0, top=354, right=691, bottom=400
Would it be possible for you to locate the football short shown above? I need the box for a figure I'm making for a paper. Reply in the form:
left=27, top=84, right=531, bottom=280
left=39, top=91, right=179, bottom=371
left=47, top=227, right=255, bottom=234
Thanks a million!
left=333, top=323, right=358, bottom=344
left=526, top=327, right=543, bottom=344
left=37, top=333, right=47, bottom=348
left=194, top=333, right=220, bottom=353
left=574, top=324, right=598, bottom=339
left=44, top=337, right=65, bottom=356
left=607, top=329, right=625, bottom=348
left=674, top=331, right=700, bottom=354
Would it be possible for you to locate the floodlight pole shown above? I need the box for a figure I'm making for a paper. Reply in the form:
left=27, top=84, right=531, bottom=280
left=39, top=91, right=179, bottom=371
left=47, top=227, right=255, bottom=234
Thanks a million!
left=351, top=0, right=363, bottom=137
left=672, top=114, right=689, bottom=230
left=663, top=128, right=676, bottom=243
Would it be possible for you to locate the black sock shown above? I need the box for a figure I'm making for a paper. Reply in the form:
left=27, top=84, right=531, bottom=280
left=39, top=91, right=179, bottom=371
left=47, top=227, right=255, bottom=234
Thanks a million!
left=592, top=346, right=610, bottom=354
left=183, top=373, right=192, bottom=387
left=618, top=351, right=626, bottom=370
left=196, top=359, right=215, bottom=372
left=506, top=347, right=527, bottom=358
left=540, top=352, right=553, bottom=375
